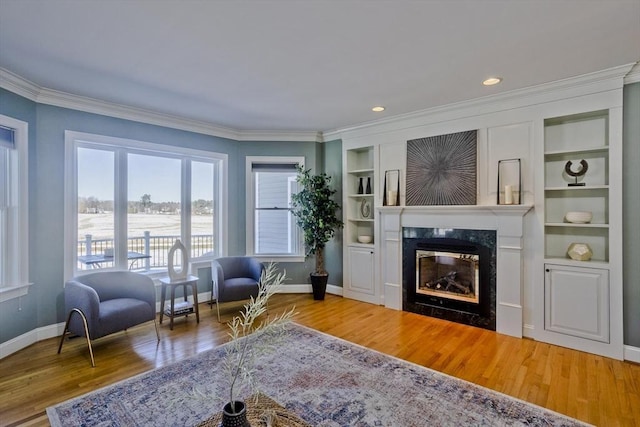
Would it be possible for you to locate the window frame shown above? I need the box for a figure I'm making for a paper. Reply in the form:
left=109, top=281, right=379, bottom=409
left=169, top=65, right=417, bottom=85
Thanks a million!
left=0, top=114, right=30, bottom=302
left=245, top=156, right=305, bottom=262
left=64, top=131, right=228, bottom=280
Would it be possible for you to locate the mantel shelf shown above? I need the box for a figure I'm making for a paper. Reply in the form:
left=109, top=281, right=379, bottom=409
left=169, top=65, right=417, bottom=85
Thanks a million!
left=377, top=204, right=533, bottom=217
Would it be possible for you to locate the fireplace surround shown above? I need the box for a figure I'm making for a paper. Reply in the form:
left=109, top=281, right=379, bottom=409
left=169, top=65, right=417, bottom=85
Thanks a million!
left=378, top=205, right=531, bottom=338
left=403, top=228, right=496, bottom=330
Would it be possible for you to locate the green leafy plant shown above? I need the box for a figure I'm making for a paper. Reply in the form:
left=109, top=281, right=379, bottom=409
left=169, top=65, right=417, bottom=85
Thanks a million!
left=290, top=166, right=343, bottom=275
left=222, top=263, right=296, bottom=413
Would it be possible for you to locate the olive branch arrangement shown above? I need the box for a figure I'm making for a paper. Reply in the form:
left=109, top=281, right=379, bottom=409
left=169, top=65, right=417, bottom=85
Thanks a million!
left=222, top=263, right=296, bottom=414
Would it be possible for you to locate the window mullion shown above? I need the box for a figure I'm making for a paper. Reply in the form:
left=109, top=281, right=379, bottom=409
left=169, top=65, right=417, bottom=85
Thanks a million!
left=115, top=149, right=128, bottom=269
left=182, top=158, right=191, bottom=253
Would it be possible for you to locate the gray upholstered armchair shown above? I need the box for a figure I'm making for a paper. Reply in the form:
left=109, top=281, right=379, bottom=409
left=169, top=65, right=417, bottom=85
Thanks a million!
left=211, top=256, right=264, bottom=321
left=57, top=271, right=159, bottom=367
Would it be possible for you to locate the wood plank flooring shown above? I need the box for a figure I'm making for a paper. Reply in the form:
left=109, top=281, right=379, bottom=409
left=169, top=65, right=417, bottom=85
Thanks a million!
left=1, top=294, right=639, bottom=426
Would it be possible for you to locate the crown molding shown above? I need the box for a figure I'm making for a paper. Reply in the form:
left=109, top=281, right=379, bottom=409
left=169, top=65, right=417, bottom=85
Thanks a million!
left=331, top=63, right=636, bottom=140
left=624, top=61, right=640, bottom=85
left=2, top=63, right=636, bottom=143
left=0, top=68, right=321, bottom=142
left=0, top=68, right=41, bottom=101
left=235, top=129, right=323, bottom=142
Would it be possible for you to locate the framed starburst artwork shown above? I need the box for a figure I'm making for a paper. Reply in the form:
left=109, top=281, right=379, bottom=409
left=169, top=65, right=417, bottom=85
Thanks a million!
left=406, top=130, right=477, bottom=206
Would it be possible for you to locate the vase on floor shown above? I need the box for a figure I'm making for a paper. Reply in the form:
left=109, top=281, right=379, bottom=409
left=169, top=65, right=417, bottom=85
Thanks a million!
left=220, top=401, right=250, bottom=427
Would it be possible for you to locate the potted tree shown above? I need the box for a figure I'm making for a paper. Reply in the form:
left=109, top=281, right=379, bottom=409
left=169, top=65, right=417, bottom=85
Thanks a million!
left=291, top=165, right=344, bottom=300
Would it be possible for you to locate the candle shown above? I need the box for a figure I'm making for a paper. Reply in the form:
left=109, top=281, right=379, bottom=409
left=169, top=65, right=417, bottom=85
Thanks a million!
left=504, top=185, right=513, bottom=204
left=387, top=191, right=397, bottom=206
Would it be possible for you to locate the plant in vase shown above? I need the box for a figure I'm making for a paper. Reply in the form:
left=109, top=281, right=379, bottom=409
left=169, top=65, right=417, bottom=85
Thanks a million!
left=290, top=165, right=344, bottom=300
left=221, top=263, right=296, bottom=425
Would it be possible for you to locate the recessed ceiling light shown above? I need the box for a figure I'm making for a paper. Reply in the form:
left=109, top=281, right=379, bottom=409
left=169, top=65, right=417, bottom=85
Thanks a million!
left=372, top=106, right=385, bottom=112
left=483, top=77, right=502, bottom=86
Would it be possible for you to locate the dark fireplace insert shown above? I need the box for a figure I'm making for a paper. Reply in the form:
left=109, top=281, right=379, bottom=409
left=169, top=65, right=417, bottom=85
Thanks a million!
left=403, top=228, right=496, bottom=330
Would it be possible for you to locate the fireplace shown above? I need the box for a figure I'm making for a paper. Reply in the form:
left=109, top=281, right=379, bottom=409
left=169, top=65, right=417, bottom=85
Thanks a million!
left=416, top=250, right=479, bottom=304
left=403, top=228, right=496, bottom=331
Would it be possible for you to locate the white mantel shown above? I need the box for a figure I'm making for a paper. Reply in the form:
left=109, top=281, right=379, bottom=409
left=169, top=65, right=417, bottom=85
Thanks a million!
left=378, top=204, right=532, bottom=338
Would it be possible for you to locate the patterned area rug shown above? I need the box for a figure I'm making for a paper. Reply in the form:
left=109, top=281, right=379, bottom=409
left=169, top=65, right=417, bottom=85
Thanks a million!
left=47, top=323, right=588, bottom=426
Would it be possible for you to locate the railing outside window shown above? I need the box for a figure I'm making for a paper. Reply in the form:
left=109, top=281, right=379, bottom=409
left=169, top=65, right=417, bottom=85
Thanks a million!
left=77, top=233, right=214, bottom=271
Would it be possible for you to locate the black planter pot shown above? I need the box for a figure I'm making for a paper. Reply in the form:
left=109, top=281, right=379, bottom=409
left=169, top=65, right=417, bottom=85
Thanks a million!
left=221, top=401, right=250, bottom=427
left=310, top=273, right=328, bottom=300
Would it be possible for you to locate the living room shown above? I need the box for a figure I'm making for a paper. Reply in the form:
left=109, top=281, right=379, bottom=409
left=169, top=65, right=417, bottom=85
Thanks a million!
left=1, top=1, right=639, bottom=426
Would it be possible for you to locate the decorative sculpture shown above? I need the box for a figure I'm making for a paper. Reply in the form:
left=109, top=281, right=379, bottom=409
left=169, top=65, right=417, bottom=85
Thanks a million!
left=567, top=243, right=593, bottom=261
left=168, top=239, right=188, bottom=281
left=564, top=159, right=588, bottom=186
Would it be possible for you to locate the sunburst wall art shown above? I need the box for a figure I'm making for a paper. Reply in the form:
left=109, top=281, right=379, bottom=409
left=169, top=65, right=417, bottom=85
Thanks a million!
left=406, top=130, right=477, bottom=206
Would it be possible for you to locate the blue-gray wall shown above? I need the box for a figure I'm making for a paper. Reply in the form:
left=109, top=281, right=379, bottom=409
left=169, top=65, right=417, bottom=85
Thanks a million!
left=0, top=88, right=342, bottom=345
left=2, top=82, right=636, bottom=349
left=623, top=82, right=640, bottom=347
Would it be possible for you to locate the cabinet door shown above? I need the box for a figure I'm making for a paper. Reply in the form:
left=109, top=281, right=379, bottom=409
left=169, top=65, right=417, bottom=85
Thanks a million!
left=346, top=246, right=376, bottom=298
left=544, top=264, right=609, bottom=343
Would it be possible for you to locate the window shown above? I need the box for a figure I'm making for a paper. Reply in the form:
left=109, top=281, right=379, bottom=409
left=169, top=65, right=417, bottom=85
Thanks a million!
left=64, top=131, right=227, bottom=278
left=246, top=157, right=304, bottom=261
left=0, top=115, right=29, bottom=302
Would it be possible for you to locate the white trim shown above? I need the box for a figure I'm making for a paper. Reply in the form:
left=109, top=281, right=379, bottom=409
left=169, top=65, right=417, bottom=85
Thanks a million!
left=522, top=323, right=535, bottom=339
left=274, top=283, right=343, bottom=296
left=0, top=285, right=336, bottom=359
left=0, top=322, right=65, bottom=359
left=0, top=283, right=31, bottom=303
left=0, top=68, right=321, bottom=142
left=624, top=61, right=640, bottom=85
left=2, top=64, right=635, bottom=142
left=245, top=156, right=305, bottom=259
left=0, top=114, right=29, bottom=298
left=63, top=131, right=228, bottom=281
left=330, top=63, right=635, bottom=140
left=623, top=345, right=640, bottom=363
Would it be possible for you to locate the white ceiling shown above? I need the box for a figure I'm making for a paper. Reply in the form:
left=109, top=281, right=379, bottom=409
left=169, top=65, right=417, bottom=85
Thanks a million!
left=1, top=0, right=639, bottom=134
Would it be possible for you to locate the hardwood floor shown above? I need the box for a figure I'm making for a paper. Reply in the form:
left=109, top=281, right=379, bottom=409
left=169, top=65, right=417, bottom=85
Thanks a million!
left=1, top=294, right=639, bottom=426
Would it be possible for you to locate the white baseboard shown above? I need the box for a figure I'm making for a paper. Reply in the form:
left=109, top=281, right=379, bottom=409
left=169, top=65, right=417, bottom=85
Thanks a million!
left=2, top=286, right=338, bottom=360
left=0, top=322, right=65, bottom=359
left=522, top=323, right=535, bottom=339
left=624, top=345, right=640, bottom=363
left=276, top=283, right=343, bottom=296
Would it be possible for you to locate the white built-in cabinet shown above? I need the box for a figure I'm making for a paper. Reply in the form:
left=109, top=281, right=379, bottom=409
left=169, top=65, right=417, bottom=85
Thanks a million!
left=343, top=145, right=381, bottom=305
left=347, top=246, right=376, bottom=298
left=338, top=66, right=628, bottom=360
left=544, top=264, right=609, bottom=343
left=539, top=108, right=623, bottom=359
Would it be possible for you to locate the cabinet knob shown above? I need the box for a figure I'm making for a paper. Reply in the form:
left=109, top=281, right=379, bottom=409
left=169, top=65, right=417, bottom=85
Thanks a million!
left=545, top=269, right=550, bottom=272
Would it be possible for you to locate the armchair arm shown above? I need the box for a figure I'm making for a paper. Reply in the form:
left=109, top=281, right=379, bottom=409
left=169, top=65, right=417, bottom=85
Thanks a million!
left=64, top=280, right=100, bottom=337
left=211, top=260, right=226, bottom=300
left=247, top=258, right=265, bottom=283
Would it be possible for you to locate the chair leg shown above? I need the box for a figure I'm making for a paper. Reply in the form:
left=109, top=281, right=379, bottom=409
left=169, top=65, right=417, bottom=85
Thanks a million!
left=153, top=318, right=160, bottom=342
left=58, top=308, right=95, bottom=368
left=216, top=299, right=221, bottom=323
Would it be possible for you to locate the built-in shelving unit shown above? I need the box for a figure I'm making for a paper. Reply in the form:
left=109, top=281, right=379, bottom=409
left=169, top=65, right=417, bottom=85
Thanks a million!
left=543, top=110, right=610, bottom=263
left=345, top=147, right=376, bottom=246
left=343, top=145, right=379, bottom=305
left=540, top=108, right=622, bottom=359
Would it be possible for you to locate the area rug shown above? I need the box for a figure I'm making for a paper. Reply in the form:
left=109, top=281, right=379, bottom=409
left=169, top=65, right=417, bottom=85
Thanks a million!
left=47, top=323, right=588, bottom=426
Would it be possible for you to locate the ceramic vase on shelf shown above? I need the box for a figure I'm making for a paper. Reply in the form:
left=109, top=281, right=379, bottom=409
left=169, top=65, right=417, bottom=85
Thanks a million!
left=358, top=178, right=364, bottom=194
left=220, top=401, right=250, bottom=427
left=366, top=177, right=371, bottom=194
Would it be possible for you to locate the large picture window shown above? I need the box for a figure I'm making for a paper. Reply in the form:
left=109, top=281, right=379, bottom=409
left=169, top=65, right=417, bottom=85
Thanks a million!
left=64, top=131, right=227, bottom=278
left=0, top=115, right=29, bottom=302
left=246, top=157, right=304, bottom=261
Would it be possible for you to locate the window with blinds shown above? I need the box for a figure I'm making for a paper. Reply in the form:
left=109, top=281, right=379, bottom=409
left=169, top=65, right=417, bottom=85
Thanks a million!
left=246, top=157, right=304, bottom=259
